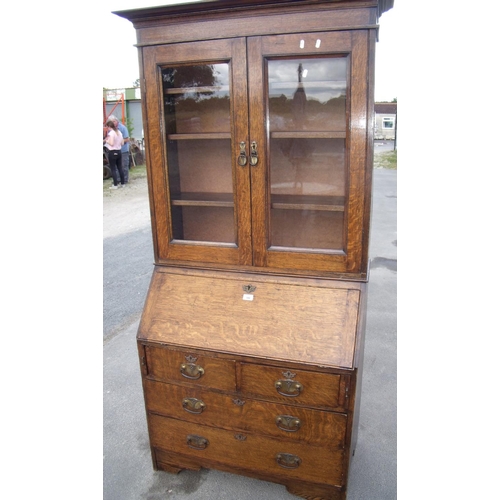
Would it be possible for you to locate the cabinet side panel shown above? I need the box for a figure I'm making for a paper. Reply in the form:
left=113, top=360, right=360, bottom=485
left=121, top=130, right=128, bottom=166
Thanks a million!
left=361, top=29, right=377, bottom=272
left=350, top=283, right=368, bottom=454
left=345, top=30, right=369, bottom=273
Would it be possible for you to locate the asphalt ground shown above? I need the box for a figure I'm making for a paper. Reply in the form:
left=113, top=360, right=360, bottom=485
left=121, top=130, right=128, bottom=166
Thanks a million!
left=103, top=164, right=397, bottom=500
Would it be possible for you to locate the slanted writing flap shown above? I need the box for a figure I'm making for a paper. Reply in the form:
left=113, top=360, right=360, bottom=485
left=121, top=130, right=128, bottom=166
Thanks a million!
left=139, top=269, right=361, bottom=369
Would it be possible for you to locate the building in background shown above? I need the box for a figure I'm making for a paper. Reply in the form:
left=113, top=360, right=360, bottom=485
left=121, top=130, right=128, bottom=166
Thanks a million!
left=374, top=102, right=397, bottom=141
left=103, top=87, right=144, bottom=140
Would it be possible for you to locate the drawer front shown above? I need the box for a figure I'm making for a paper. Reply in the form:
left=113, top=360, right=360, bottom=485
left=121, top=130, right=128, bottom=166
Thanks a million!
left=144, top=379, right=347, bottom=448
left=143, top=345, right=236, bottom=391
left=148, top=413, right=345, bottom=487
left=241, top=363, right=345, bottom=410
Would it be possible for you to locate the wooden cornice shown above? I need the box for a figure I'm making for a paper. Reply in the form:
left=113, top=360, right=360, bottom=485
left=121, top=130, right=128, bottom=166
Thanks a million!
left=114, top=0, right=394, bottom=26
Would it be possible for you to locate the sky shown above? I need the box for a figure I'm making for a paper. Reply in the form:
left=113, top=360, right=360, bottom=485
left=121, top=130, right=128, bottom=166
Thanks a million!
left=102, top=0, right=399, bottom=102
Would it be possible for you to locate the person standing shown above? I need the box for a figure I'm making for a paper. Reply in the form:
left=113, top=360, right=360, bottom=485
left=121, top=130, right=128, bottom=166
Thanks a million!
left=104, top=119, right=125, bottom=189
left=109, top=114, right=130, bottom=184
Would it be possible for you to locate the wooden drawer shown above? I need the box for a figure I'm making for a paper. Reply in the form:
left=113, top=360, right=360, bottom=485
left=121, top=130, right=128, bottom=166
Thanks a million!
left=240, top=363, right=346, bottom=410
left=144, top=379, right=347, bottom=448
left=148, top=413, right=345, bottom=487
left=143, top=345, right=236, bottom=391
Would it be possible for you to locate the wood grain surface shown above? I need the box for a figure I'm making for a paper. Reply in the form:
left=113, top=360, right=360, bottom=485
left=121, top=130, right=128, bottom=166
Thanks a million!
left=144, top=379, right=347, bottom=447
left=139, top=269, right=360, bottom=369
left=148, top=413, right=345, bottom=486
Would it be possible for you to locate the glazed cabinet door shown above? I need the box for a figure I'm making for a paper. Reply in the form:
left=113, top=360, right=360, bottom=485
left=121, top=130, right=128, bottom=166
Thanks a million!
left=142, top=38, right=252, bottom=266
left=248, top=31, right=371, bottom=274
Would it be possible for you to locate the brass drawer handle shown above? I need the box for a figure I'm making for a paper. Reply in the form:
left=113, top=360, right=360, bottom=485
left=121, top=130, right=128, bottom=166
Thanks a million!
left=276, top=453, right=301, bottom=469
left=275, top=415, right=302, bottom=432
left=186, top=434, right=209, bottom=450
left=275, top=379, right=303, bottom=397
left=182, top=397, right=206, bottom=414
left=180, top=363, right=205, bottom=380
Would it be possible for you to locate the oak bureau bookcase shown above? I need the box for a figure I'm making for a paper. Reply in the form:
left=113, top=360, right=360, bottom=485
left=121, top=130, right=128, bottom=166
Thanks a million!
left=114, top=1, right=393, bottom=498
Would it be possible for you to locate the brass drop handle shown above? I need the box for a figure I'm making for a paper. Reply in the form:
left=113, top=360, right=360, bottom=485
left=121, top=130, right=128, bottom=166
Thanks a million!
left=276, top=453, right=302, bottom=469
left=182, top=397, right=206, bottom=414
left=276, top=415, right=302, bottom=432
left=275, top=379, right=303, bottom=397
left=250, top=141, right=258, bottom=166
left=180, top=363, right=205, bottom=380
left=238, top=141, right=247, bottom=166
left=186, top=434, right=209, bottom=450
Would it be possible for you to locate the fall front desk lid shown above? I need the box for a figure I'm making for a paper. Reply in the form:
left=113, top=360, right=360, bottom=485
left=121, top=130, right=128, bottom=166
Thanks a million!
left=138, top=268, right=363, bottom=370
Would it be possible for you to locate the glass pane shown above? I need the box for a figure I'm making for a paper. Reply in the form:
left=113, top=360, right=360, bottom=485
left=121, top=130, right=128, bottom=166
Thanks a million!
left=172, top=206, right=236, bottom=243
left=267, top=57, right=347, bottom=251
left=162, top=64, right=235, bottom=244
